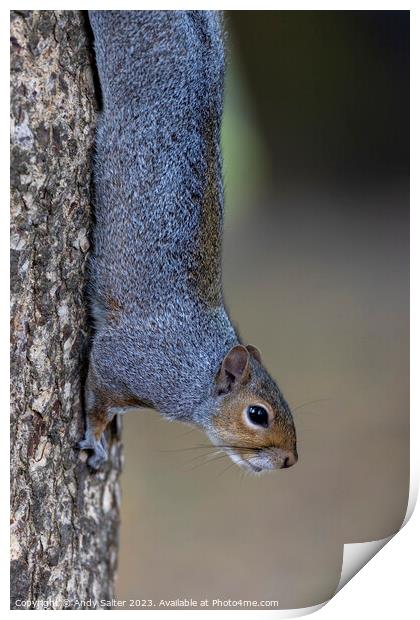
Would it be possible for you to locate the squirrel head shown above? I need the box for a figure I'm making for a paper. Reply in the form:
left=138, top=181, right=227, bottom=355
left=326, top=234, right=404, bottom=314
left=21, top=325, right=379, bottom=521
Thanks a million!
left=206, top=344, right=298, bottom=474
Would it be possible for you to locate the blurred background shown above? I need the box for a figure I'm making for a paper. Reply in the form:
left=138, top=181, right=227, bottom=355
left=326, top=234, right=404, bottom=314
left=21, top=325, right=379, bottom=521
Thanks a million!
left=116, top=11, right=409, bottom=609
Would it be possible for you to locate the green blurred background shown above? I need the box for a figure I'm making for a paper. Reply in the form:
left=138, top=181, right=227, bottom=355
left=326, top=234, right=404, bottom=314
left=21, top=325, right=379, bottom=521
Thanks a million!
left=116, top=11, right=409, bottom=608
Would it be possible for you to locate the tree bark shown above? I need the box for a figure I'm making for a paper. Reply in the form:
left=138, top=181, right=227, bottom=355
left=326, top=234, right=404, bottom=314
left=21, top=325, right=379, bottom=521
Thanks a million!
left=10, top=10, right=122, bottom=609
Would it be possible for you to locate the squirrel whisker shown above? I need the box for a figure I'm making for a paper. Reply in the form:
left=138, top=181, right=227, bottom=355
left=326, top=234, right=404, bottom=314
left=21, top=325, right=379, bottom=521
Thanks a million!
left=291, top=398, right=331, bottom=415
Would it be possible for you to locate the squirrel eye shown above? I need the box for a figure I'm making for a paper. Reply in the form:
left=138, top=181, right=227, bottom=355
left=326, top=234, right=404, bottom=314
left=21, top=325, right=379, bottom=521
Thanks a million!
left=247, top=405, right=269, bottom=428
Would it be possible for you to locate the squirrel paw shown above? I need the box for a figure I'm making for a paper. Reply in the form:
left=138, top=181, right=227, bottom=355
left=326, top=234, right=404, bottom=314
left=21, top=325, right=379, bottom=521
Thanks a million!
left=87, top=449, right=107, bottom=471
left=77, top=432, right=108, bottom=470
left=77, top=437, right=96, bottom=451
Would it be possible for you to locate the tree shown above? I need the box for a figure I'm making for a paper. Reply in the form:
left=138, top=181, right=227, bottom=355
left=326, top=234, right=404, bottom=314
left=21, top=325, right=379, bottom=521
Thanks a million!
left=10, top=10, right=122, bottom=609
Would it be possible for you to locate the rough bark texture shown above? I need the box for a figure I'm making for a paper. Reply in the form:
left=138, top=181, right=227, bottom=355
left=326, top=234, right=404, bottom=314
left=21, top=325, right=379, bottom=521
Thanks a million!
left=10, top=10, right=122, bottom=609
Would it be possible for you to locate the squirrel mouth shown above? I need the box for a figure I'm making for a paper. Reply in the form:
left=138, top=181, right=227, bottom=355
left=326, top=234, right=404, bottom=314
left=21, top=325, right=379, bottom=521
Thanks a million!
left=208, top=437, right=272, bottom=474
left=227, top=450, right=266, bottom=473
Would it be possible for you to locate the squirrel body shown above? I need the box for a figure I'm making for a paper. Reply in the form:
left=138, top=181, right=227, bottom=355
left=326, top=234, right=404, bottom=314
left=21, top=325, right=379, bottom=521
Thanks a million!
left=79, top=10, right=297, bottom=473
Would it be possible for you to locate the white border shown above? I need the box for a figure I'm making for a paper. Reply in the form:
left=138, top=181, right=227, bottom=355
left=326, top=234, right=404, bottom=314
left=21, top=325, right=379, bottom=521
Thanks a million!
left=4, top=2, right=417, bottom=618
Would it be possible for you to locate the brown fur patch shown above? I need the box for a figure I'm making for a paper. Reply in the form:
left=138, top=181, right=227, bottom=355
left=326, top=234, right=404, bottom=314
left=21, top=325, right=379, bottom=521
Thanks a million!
left=86, top=368, right=148, bottom=440
left=187, top=112, right=223, bottom=308
left=105, top=295, right=123, bottom=322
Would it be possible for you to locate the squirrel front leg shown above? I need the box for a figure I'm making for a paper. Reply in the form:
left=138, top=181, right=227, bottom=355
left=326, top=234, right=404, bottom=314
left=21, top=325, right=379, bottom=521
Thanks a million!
left=78, top=364, right=145, bottom=470
left=77, top=368, right=117, bottom=470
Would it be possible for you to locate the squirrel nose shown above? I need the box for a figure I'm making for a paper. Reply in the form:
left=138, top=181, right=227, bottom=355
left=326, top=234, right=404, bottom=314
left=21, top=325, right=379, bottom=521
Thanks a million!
left=278, top=449, right=298, bottom=469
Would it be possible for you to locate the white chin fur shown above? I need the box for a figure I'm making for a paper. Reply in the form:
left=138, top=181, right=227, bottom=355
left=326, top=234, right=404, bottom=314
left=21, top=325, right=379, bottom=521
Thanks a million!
left=206, top=432, right=272, bottom=474
left=226, top=449, right=273, bottom=475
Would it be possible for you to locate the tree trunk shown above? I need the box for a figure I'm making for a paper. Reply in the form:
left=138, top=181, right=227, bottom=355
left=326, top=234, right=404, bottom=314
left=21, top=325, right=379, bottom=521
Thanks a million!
left=10, top=10, right=122, bottom=610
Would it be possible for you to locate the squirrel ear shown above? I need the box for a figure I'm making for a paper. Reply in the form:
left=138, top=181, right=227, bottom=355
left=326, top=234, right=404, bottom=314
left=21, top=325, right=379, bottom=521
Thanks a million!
left=216, top=345, right=250, bottom=394
left=246, top=344, right=262, bottom=364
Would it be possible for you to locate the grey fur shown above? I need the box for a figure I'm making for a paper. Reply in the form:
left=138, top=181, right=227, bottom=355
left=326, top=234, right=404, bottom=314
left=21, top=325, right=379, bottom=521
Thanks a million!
left=81, top=11, right=296, bottom=470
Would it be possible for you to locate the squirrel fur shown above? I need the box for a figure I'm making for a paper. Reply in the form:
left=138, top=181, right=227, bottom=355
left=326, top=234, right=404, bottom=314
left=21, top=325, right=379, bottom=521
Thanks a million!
left=78, top=10, right=298, bottom=474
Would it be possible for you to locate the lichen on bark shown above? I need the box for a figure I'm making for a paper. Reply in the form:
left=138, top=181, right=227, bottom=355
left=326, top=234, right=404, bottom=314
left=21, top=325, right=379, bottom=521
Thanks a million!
left=10, top=10, right=122, bottom=609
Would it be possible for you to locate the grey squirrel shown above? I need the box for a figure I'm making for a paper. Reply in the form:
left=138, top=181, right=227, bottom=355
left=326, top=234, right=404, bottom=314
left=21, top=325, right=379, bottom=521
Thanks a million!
left=78, top=10, right=298, bottom=473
